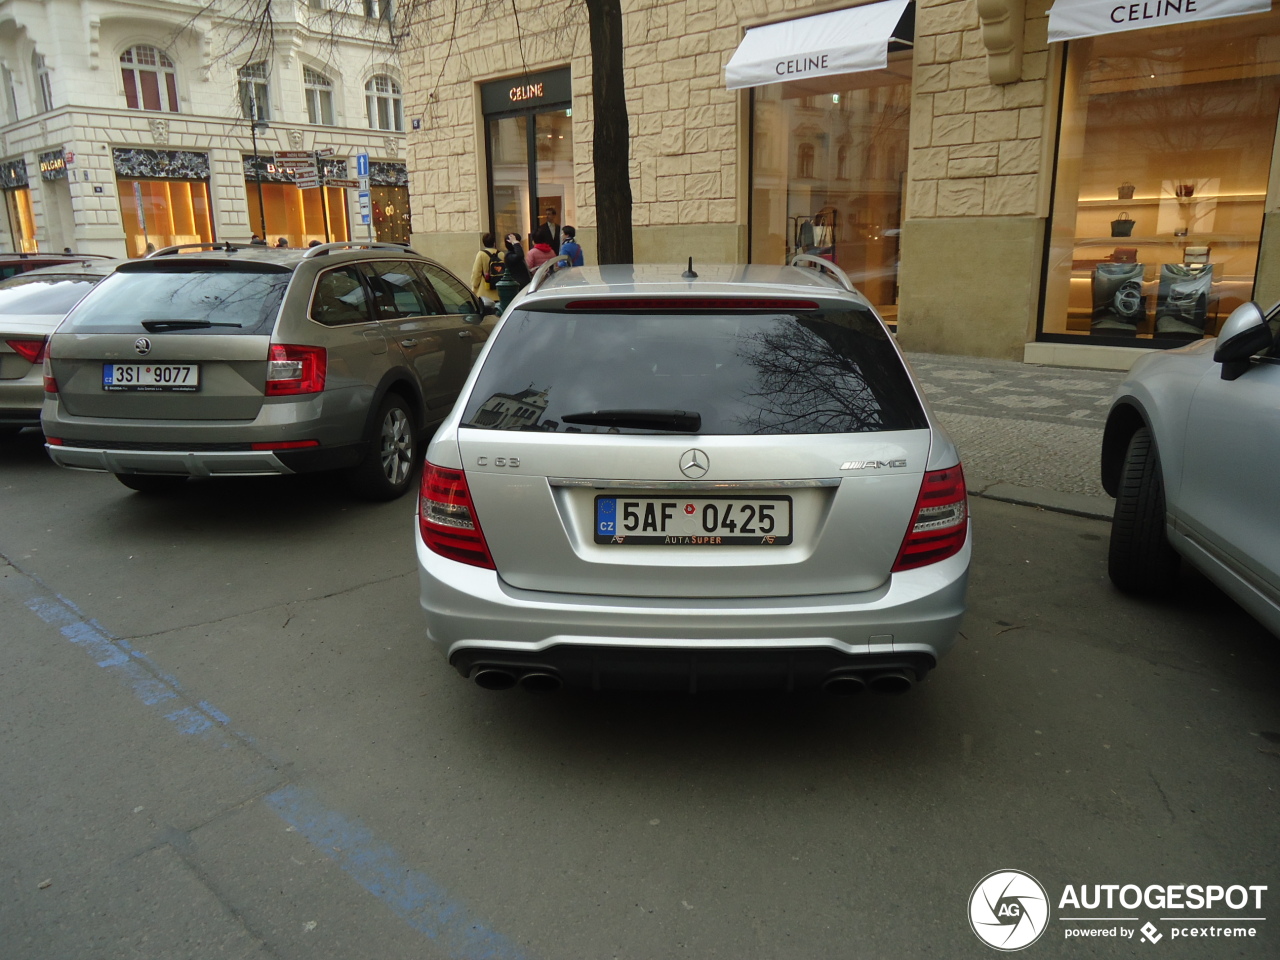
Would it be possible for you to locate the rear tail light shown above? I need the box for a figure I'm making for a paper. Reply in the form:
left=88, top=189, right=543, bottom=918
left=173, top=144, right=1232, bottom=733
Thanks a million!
left=265, top=344, right=326, bottom=396
left=45, top=437, right=63, bottom=446
left=250, top=439, right=320, bottom=451
left=419, top=460, right=495, bottom=569
left=42, top=358, right=57, bottom=394
left=6, top=337, right=47, bottom=365
left=892, top=465, right=968, bottom=572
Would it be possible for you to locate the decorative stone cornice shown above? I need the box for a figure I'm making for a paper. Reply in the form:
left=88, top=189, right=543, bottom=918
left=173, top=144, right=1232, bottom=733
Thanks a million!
left=976, top=0, right=1026, bottom=85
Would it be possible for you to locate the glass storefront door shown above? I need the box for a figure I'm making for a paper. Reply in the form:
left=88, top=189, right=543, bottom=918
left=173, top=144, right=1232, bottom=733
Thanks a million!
left=482, top=69, right=575, bottom=250
left=1042, top=12, right=1280, bottom=344
left=3, top=185, right=37, bottom=252
left=750, top=77, right=912, bottom=320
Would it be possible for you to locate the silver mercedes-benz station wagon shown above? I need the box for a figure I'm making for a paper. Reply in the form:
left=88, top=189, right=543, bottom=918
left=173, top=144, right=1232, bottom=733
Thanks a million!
left=416, top=258, right=971, bottom=694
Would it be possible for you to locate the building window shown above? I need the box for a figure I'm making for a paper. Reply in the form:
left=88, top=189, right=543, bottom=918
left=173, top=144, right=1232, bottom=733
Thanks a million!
left=304, top=67, right=334, bottom=125
left=3, top=65, right=19, bottom=124
left=364, top=0, right=393, bottom=19
left=120, top=45, right=179, bottom=113
left=1040, top=12, right=1280, bottom=345
left=239, top=61, right=270, bottom=121
left=796, top=143, right=815, bottom=179
left=366, top=74, right=402, bottom=131
left=33, top=53, right=53, bottom=113
left=836, top=145, right=850, bottom=181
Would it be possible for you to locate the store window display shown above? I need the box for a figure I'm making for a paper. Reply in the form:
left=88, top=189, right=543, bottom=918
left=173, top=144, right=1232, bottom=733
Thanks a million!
left=1042, top=12, right=1280, bottom=344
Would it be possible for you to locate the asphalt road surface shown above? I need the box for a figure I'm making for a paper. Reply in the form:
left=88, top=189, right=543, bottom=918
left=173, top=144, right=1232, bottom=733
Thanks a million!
left=3, top=431, right=1278, bottom=959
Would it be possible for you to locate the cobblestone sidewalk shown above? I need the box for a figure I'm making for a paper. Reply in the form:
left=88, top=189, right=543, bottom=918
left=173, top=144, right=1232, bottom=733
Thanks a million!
left=904, top=352, right=1128, bottom=515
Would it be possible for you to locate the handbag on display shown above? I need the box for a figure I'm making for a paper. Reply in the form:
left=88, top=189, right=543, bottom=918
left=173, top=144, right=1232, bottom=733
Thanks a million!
left=1118, top=182, right=1136, bottom=200
left=1110, top=212, right=1135, bottom=237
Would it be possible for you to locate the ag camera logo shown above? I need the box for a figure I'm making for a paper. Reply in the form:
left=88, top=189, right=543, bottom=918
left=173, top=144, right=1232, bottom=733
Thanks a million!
left=970, top=869, right=1049, bottom=951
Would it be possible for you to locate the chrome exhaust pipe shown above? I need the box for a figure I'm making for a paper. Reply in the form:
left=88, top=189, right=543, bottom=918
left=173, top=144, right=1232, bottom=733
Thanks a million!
left=822, top=672, right=868, bottom=696
left=519, top=671, right=563, bottom=693
left=471, top=667, right=518, bottom=690
left=868, top=670, right=914, bottom=695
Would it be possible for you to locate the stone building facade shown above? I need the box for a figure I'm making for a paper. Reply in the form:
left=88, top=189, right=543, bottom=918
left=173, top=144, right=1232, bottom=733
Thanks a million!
left=0, top=0, right=409, bottom=258
left=402, top=0, right=1280, bottom=366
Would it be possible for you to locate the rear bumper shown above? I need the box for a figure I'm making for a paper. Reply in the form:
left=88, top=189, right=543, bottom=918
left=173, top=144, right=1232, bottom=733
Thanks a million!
left=417, top=531, right=970, bottom=691
left=0, top=374, right=44, bottom=425
left=44, top=439, right=365, bottom=477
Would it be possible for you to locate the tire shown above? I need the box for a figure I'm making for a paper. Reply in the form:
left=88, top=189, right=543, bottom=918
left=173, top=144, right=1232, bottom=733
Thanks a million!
left=1107, top=426, right=1180, bottom=594
left=346, top=393, right=418, bottom=501
left=115, top=474, right=188, bottom=495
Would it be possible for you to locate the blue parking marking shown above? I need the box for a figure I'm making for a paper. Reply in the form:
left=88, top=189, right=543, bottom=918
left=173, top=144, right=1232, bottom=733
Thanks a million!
left=4, top=559, right=530, bottom=959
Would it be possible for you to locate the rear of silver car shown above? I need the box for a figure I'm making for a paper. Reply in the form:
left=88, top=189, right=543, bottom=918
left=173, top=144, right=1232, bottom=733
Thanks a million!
left=416, top=267, right=969, bottom=693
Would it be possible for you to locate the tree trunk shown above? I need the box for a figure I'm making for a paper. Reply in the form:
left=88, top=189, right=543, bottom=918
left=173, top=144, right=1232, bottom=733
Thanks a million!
left=584, top=0, right=633, bottom=264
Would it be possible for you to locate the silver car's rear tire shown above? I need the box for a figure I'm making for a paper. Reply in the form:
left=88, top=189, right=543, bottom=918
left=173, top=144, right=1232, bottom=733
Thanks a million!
left=346, top=393, right=418, bottom=502
left=115, top=474, right=188, bottom=495
left=1108, top=426, right=1179, bottom=594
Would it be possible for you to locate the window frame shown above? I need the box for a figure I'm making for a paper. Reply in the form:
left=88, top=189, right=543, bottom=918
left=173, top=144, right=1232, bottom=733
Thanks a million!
left=365, top=74, right=403, bottom=132
left=120, top=45, right=179, bottom=113
left=238, top=61, right=270, bottom=122
left=303, top=66, right=334, bottom=125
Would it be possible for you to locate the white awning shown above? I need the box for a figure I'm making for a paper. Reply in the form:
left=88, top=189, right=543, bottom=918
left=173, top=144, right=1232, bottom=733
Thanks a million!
left=725, top=0, right=913, bottom=91
left=1047, top=0, right=1271, bottom=44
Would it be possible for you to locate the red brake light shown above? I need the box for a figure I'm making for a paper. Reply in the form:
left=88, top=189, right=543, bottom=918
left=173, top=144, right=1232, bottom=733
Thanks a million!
left=419, top=460, right=495, bottom=569
left=563, top=298, right=820, bottom=311
left=892, top=465, right=969, bottom=572
left=6, top=337, right=47, bottom=365
left=250, top=439, right=320, bottom=451
left=265, top=344, right=326, bottom=395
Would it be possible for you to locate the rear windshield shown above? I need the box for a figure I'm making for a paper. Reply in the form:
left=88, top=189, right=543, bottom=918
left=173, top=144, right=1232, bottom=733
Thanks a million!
left=459, top=308, right=927, bottom=435
left=0, top=274, right=101, bottom=316
left=59, top=263, right=289, bottom=336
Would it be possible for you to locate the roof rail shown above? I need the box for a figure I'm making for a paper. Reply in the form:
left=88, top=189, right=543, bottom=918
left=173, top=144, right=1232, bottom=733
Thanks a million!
left=149, top=242, right=239, bottom=258
left=527, top=254, right=574, bottom=294
left=302, top=241, right=422, bottom=259
left=789, top=253, right=857, bottom=294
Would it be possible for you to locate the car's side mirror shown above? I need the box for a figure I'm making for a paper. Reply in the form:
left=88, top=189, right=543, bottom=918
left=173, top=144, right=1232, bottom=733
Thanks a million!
left=479, top=297, right=500, bottom=317
left=1214, top=302, right=1274, bottom=381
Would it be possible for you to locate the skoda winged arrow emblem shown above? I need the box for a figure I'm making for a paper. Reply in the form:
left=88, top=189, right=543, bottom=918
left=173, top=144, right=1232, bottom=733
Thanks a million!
left=134, top=337, right=152, bottom=356
left=679, top=448, right=709, bottom=479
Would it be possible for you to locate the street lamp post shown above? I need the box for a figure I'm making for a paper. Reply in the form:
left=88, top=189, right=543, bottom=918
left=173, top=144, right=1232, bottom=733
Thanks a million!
left=249, top=96, right=269, bottom=240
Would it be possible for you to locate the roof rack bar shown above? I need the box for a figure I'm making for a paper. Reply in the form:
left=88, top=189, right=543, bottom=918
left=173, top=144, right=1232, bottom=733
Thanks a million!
left=789, top=253, right=857, bottom=294
left=149, top=242, right=239, bottom=258
left=527, top=254, right=574, bottom=294
left=302, top=241, right=421, bottom=259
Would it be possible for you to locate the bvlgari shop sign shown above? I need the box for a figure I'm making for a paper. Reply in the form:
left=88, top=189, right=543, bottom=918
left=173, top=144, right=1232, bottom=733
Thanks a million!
left=39, top=149, right=67, bottom=181
left=481, top=68, right=571, bottom=114
left=1048, top=0, right=1271, bottom=42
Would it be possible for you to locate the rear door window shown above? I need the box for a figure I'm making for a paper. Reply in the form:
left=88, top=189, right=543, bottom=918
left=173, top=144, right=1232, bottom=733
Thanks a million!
left=311, top=266, right=374, bottom=326
left=417, top=262, right=476, bottom=314
left=460, top=308, right=927, bottom=435
left=61, top=262, right=289, bottom=335
left=360, top=260, right=439, bottom=320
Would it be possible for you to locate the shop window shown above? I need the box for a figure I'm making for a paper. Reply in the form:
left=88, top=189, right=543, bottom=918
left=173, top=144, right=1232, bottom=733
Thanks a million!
left=33, top=52, right=52, bottom=113
left=117, top=179, right=213, bottom=257
left=304, top=67, right=334, bottom=125
left=366, top=74, right=402, bottom=131
left=1042, top=13, right=1280, bottom=345
left=245, top=180, right=350, bottom=249
left=120, top=45, right=179, bottom=113
left=750, top=75, right=911, bottom=321
left=3, top=187, right=37, bottom=253
left=239, top=61, right=270, bottom=122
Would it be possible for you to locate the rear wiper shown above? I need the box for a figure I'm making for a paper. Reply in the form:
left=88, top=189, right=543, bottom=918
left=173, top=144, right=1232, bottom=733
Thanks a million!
left=560, top=409, right=701, bottom=432
left=140, top=319, right=243, bottom=332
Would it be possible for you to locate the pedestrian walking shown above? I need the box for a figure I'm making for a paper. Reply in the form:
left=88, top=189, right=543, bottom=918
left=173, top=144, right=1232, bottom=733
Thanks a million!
left=470, top=232, right=502, bottom=299
left=503, top=233, right=532, bottom=289
left=525, top=224, right=557, bottom=272
left=559, top=225, right=583, bottom=267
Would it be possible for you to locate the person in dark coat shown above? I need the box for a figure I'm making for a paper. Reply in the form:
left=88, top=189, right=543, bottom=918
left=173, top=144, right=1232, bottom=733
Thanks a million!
left=503, top=233, right=532, bottom=289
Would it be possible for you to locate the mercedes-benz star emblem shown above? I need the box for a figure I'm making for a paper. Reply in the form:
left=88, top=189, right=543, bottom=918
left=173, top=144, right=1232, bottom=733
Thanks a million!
left=134, top=337, right=152, bottom=356
left=679, top=448, right=709, bottom=479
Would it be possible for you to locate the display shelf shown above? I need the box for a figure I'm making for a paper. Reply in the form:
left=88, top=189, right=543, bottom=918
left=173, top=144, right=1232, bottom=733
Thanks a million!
left=1077, top=194, right=1266, bottom=208
left=1072, top=234, right=1259, bottom=246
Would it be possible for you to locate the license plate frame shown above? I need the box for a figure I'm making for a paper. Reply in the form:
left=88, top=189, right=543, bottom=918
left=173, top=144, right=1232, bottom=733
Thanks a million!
left=103, top=363, right=201, bottom=392
left=594, top=494, right=793, bottom=546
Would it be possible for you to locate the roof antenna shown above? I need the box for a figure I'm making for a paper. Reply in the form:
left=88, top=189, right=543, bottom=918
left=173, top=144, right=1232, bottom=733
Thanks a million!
left=682, top=256, right=698, bottom=280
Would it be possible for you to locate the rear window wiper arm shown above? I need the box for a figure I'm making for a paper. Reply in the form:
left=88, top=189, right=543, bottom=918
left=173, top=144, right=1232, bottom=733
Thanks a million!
left=141, top=319, right=243, bottom=332
left=560, top=409, right=701, bottom=432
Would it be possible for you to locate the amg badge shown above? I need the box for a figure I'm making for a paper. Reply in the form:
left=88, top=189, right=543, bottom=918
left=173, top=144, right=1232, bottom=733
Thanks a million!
left=841, top=459, right=907, bottom=471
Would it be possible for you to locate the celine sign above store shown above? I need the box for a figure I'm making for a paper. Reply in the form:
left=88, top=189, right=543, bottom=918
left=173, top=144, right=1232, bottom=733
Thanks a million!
left=1047, top=0, right=1270, bottom=42
left=724, top=0, right=912, bottom=90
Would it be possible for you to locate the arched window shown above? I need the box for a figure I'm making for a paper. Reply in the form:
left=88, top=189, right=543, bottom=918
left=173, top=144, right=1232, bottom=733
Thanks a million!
left=365, top=74, right=402, bottom=131
left=33, top=52, right=53, bottom=113
left=304, top=67, right=334, bottom=125
left=836, top=145, right=850, bottom=180
left=120, top=45, right=178, bottom=113
left=239, top=61, right=270, bottom=121
left=797, top=143, right=814, bottom=179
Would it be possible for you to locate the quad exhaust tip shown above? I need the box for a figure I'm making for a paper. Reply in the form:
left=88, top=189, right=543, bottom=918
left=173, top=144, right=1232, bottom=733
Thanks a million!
left=823, top=669, right=916, bottom=695
left=821, top=673, right=868, bottom=696
left=471, top=667, right=518, bottom=691
left=519, top=672, right=563, bottom=693
left=470, top=667, right=563, bottom=693
left=867, top=670, right=914, bottom=695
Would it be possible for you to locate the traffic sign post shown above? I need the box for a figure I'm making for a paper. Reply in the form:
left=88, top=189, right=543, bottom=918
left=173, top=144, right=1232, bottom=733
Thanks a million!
left=356, top=153, right=369, bottom=178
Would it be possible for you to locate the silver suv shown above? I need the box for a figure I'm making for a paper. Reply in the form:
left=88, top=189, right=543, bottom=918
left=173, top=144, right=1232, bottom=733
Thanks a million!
left=416, top=258, right=971, bottom=694
left=42, top=242, right=496, bottom=499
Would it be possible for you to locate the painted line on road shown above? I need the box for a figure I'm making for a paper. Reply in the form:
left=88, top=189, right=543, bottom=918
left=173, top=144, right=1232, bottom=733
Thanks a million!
left=2, top=560, right=530, bottom=960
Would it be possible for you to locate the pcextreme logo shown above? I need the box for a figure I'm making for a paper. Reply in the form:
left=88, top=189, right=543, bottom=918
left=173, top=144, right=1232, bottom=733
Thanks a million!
left=969, top=870, right=1268, bottom=950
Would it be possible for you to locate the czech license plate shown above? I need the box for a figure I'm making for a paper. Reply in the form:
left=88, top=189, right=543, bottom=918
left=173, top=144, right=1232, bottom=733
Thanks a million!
left=594, top=495, right=792, bottom=546
left=103, top=363, right=200, bottom=392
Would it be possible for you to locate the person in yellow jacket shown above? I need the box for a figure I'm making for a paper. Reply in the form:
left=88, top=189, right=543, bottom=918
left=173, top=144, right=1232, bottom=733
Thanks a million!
left=470, top=232, right=501, bottom=300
